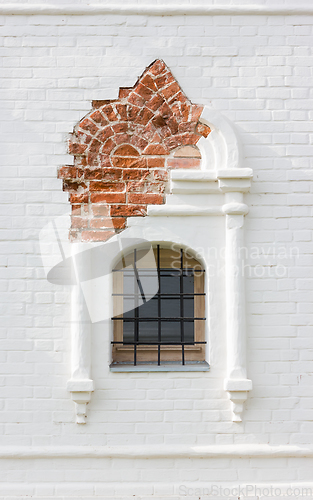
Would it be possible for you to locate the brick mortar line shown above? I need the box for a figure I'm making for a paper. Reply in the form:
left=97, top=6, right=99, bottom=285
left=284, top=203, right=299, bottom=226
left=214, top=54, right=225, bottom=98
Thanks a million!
left=1, top=4, right=313, bottom=15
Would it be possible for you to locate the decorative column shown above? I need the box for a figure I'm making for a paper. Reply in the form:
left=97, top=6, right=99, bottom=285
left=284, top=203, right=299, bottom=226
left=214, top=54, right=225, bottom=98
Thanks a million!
left=67, top=244, right=94, bottom=424
left=218, top=169, right=253, bottom=422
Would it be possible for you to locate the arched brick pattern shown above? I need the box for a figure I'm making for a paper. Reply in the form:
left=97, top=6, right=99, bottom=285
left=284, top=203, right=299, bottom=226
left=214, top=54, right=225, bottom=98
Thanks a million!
left=58, top=59, right=211, bottom=242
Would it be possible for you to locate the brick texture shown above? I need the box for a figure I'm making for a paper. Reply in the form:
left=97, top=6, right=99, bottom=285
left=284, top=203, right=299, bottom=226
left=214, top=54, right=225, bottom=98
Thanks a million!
left=58, top=60, right=210, bottom=241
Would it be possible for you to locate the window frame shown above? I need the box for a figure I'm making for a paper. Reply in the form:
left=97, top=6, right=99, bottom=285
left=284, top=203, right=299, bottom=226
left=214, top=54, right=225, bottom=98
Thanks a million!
left=111, top=245, right=206, bottom=367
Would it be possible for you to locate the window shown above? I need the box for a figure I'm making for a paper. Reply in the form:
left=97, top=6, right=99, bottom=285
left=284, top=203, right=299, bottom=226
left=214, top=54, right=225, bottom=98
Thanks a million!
left=111, top=245, right=206, bottom=367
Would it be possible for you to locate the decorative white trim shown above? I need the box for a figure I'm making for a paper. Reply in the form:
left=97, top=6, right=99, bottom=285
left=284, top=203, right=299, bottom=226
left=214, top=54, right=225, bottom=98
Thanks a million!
left=199, top=107, right=241, bottom=171
left=1, top=445, right=313, bottom=459
left=147, top=205, right=223, bottom=216
left=1, top=4, right=313, bottom=16
left=67, top=244, right=94, bottom=424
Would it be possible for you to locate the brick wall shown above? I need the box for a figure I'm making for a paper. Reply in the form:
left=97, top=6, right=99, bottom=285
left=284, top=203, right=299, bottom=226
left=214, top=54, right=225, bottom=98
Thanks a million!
left=58, top=59, right=210, bottom=242
left=1, top=5, right=313, bottom=497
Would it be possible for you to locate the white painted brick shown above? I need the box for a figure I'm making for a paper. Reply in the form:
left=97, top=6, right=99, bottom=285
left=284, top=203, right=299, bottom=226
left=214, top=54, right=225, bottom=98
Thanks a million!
left=1, top=7, right=313, bottom=496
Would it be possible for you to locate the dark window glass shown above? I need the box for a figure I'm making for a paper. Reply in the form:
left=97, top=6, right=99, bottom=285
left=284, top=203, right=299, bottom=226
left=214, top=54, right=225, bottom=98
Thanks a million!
left=139, top=321, right=158, bottom=344
left=115, top=246, right=205, bottom=364
left=161, top=298, right=180, bottom=318
left=123, top=321, right=134, bottom=344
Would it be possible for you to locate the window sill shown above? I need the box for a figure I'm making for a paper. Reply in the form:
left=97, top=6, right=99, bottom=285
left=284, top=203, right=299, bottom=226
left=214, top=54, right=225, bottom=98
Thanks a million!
left=109, top=361, right=210, bottom=372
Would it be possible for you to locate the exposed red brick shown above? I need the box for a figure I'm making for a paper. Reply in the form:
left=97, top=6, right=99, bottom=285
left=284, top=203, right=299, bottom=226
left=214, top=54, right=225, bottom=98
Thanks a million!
left=90, top=110, right=108, bottom=127
left=152, top=131, right=162, bottom=143
left=65, top=60, right=209, bottom=240
left=160, top=81, right=181, bottom=101
left=113, top=144, right=139, bottom=157
left=72, top=217, right=89, bottom=229
left=101, top=138, right=115, bottom=155
left=142, top=122, right=157, bottom=142
left=135, top=107, right=154, bottom=126
left=191, top=105, right=204, bottom=122
left=90, top=217, right=114, bottom=229
left=146, top=94, right=165, bottom=112
left=196, top=122, right=211, bottom=138
left=159, top=102, right=173, bottom=120
left=102, top=105, right=119, bottom=122
left=152, top=115, right=166, bottom=129
left=111, top=156, right=146, bottom=169
left=113, top=123, right=128, bottom=134
left=119, top=87, right=132, bottom=99
left=126, top=181, right=165, bottom=194
left=128, top=193, right=163, bottom=204
left=141, top=74, right=157, bottom=92
left=58, top=166, right=78, bottom=179
left=79, top=119, right=99, bottom=136
left=85, top=167, right=122, bottom=181
left=135, top=83, right=155, bottom=101
left=127, top=104, right=141, bottom=121
left=63, top=180, right=87, bottom=192
left=82, top=204, right=89, bottom=216
left=102, top=168, right=123, bottom=181
left=111, top=205, right=146, bottom=217
left=87, top=153, right=99, bottom=167
left=143, top=144, right=169, bottom=155
left=154, top=72, right=175, bottom=90
left=91, top=193, right=126, bottom=204
left=114, top=134, right=131, bottom=145
left=149, top=59, right=166, bottom=76
left=69, top=229, right=80, bottom=241
left=145, top=182, right=166, bottom=194
left=90, top=217, right=125, bottom=230
left=130, top=135, right=149, bottom=150
left=178, top=122, right=196, bottom=134
left=112, top=217, right=126, bottom=229
left=70, top=193, right=89, bottom=204
left=82, top=230, right=115, bottom=242
left=146, top=157, right=165, bottom=169
left=157, top=126, right=171, bottom=140
left=165, top=133, right=199, bottom=150
left=116, top=104, right=128, bottom=121
left=89, top=138, right=102, bottom=154
left=92, top=99, right=117, bottom=108
left=123, top=169, right=150, bottom=181
left=68, top=143, right=88, bottom=156
left=167, top=158, right=201, bottom=169
left=91, top=205, right=110, bottom=217
left=89, top=181, right=125, bottom=192
left=128, top=92, right=145, bottom=108
left=126, top=180, right=146, bottom=193
left=153, top=169, right=168, bottom=181
left=174, top=145, right=201, bottom=158
left=72, top=204, right=81, bottom=215
left=167, top=116, right=179, bottom=135
left=97, top=127, right=114, bottom=143
left=84, top=168, right=103, bottom=180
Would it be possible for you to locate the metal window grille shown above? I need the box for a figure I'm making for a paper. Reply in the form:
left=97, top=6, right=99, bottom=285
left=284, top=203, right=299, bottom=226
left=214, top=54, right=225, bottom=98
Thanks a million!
left=112, top=245, right=206, bottom=366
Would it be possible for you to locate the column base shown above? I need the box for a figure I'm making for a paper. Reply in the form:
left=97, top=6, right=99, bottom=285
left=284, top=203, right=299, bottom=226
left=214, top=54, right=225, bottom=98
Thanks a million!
left=224, top=379, right=252, bottom=422
left=67, top=379, right=94, bottom=424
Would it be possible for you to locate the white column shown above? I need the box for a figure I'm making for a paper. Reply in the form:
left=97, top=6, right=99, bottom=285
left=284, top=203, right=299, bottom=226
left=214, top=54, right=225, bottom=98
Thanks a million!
left=219, top=172, right=253, bottom=422
left=67, top=244, right=94, bottom=424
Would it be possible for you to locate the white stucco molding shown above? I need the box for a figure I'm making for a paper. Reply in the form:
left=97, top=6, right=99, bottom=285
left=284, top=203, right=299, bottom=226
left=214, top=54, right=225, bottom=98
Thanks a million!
left=1, top=444, right=313, bottom=459
left=67, top=244, right=94, bottom=424
left=66, top=106, right=252, bottom=423
left=169, top=107, right=252, bottom=422
left=198, top=107, right=241, bottom=172
left=1, top=4, right=313, bottom=16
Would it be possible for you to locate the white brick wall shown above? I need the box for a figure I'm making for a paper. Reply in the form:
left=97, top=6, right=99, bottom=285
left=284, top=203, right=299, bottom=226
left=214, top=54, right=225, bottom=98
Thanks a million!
left=1, top=4, right=313, bottom=498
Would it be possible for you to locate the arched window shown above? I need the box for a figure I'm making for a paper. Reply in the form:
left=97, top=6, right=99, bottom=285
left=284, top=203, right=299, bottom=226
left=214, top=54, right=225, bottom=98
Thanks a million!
left=111, top=245, right=206, bottom=368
